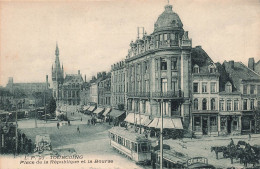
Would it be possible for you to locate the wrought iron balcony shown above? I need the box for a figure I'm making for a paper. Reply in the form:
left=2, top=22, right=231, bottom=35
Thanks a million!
left=151, top=90, right=183, bottom=99
left=127, top=92, right=150, bottom=98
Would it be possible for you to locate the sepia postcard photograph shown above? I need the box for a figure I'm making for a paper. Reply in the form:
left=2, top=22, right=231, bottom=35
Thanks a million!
left=0, top=0, right=260, bottom=168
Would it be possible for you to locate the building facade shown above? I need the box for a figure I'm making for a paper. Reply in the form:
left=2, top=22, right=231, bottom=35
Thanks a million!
left=98, top=73, right=111, bottom=106
left=124, top=4, right=191, bottom=129
left=61, top=71, right=84, bottom=106
left=191, top=46, right=220, bottom=136
left=111, top=61, right=126, bottom=109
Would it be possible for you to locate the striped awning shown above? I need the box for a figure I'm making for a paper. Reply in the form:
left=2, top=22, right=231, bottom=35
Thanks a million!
left=93, top=108, right=104, bottom=114
left=103, top=108, right=111, bottom=116
left=124, top=113, right=152, bottom=126
left=148, top=117, right=183, bottom=129
left=110, top=109, right=125, bottom=118
left=83, top=105, right=90, bottom=111
left=88, top=106, right=96, bottom=112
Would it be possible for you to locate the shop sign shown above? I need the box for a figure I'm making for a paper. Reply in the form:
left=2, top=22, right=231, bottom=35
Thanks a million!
left=187, top=157, right=208, bottom=166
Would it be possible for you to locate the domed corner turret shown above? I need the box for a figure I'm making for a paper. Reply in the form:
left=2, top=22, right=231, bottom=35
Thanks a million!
left=153, top=4, right=183, bottom=33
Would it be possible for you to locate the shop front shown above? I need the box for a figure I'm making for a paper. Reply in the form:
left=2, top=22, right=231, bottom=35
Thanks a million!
left=192, top=112, right=218, bottom=136
left=241, top=111, right=255, bottom=134
left=218, top=112, right=241, bottom=136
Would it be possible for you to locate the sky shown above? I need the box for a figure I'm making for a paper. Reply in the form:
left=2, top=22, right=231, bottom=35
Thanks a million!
left=0, top=0, right=260, bottom=86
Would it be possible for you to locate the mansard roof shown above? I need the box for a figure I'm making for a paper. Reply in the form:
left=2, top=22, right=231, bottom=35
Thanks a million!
left=63, top=74, right=83, bottom=85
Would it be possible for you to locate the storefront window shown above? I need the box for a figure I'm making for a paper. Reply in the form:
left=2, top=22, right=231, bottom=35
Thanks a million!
left=233, top=120, right=238, bottom=131
left=220, top=117, right=226, bottom=131
left=194, top=116, right=201, bottom=131
left=210, top=116, right=217, bottom=132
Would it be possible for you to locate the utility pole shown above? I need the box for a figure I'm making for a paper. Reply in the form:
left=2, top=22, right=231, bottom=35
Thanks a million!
left=160, top=99, right=163, bottom=169
left=15, top=103, right=18, bottom=155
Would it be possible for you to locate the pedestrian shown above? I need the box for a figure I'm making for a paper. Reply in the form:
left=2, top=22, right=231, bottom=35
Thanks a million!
left=81, top=117, right=82, bottom=121
left=77, top=126, right=80, bottom=133
left=68, top=120, right=70, bottom=126
left=248, top=133, right=251, bottom=141
left=57, top=122, right=60, bottom=129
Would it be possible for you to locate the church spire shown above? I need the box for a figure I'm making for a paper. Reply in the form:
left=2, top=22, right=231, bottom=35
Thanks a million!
left=55, top=42, right=59, bottom=56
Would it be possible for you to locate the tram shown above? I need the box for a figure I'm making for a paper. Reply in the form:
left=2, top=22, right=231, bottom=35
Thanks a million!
left=108, top=127, right=151, bottom=164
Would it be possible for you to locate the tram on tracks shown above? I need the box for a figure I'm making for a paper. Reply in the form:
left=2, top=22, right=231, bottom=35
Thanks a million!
left=108, top=127, right=151, bottom=164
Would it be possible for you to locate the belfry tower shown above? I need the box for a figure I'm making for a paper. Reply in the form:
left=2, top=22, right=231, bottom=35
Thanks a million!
left=52, top=43, right=64, bottom=101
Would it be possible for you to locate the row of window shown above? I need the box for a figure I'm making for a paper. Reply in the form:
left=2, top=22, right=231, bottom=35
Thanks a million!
left=155, top=57, right=177, bottom=71
left=243, top=84, right=260, bottom=95
left=193, top=82, right=217, bottom=93
left=193, top=98, right=256, bottom=111
left=193, top=64, right=216, bottom=74
left=63, top=90, right=80, bottom=98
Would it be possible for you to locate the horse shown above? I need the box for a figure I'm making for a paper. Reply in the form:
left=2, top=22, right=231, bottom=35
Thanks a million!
left=211, top=146, right=228, bottom=159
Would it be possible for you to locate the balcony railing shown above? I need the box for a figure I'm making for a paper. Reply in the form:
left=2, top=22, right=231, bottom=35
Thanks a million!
left=151, top=91, right=183, bottom=99
left=127, top=92, right=150, bottom=98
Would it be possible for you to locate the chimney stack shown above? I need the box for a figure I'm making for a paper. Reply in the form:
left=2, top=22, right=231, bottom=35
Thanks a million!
left=229, top=60, right=234, bottom=69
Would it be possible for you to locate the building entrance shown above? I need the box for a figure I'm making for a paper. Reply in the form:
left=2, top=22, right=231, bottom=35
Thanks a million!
left=227, top=116, right=232, bottom=134
left=202, top=117, right=208, bottom=135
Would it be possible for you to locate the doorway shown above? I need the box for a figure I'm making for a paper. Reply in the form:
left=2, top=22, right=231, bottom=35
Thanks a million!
left=227, top=116, right=232, bottom=134
left=202, top=117, right=208, bottom=135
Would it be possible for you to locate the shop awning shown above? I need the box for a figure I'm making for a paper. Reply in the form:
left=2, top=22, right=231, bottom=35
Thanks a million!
left=148, top=117, right=183, bottom=129
left=109, top=109, right=125, bottom=118
left=219, top=112, right=242, bottom=116
left=124, top=113, right=135, bottom=123
left=93, top=107, right=104, bottom=114
left=83, top=105, right=90, bottom=111
left=88, top=106, right=96, bottom=112
left=124, top=113, right=152, bottom=126
left=103, top=108, right=111, bottom=116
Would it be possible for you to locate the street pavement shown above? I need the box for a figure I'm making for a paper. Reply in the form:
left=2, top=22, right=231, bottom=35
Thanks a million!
left=13, top=112, right=260, bottom=169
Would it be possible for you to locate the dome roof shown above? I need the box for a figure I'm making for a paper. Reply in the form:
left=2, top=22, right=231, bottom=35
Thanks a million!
left=154, top=5, right=183, bottom=32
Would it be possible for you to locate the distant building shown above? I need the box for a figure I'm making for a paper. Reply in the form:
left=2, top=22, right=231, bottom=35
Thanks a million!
left=111, top=61, right=126, bottom=109
left=6, top=77, right=49, bottom=95
left=61, top=71, right=84, bottom=106
left=51, top=43, right=64, bottom=101
left=98, top=73, right=111, bottom=106
left=51, top=43, right=84, bottom=107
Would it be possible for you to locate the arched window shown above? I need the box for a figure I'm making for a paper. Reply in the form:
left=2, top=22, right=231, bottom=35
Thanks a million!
left=211, top=98, right=215, bottom=110
left=202, top=98, right=207, bottom=110
left=194, top=99, right=198, bottom=110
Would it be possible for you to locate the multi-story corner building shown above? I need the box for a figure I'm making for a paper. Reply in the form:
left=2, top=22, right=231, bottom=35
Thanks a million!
left=61, top=71, right=84, bottom=106
left=98, top=73, right=111, bottom=106
left=111, top=61, right=126, bottom=109
left=223, top=61, right=260, bottom=134
left=124, top=4, right=192, bottom=130
left=191, top=46, right=220, bottom=136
